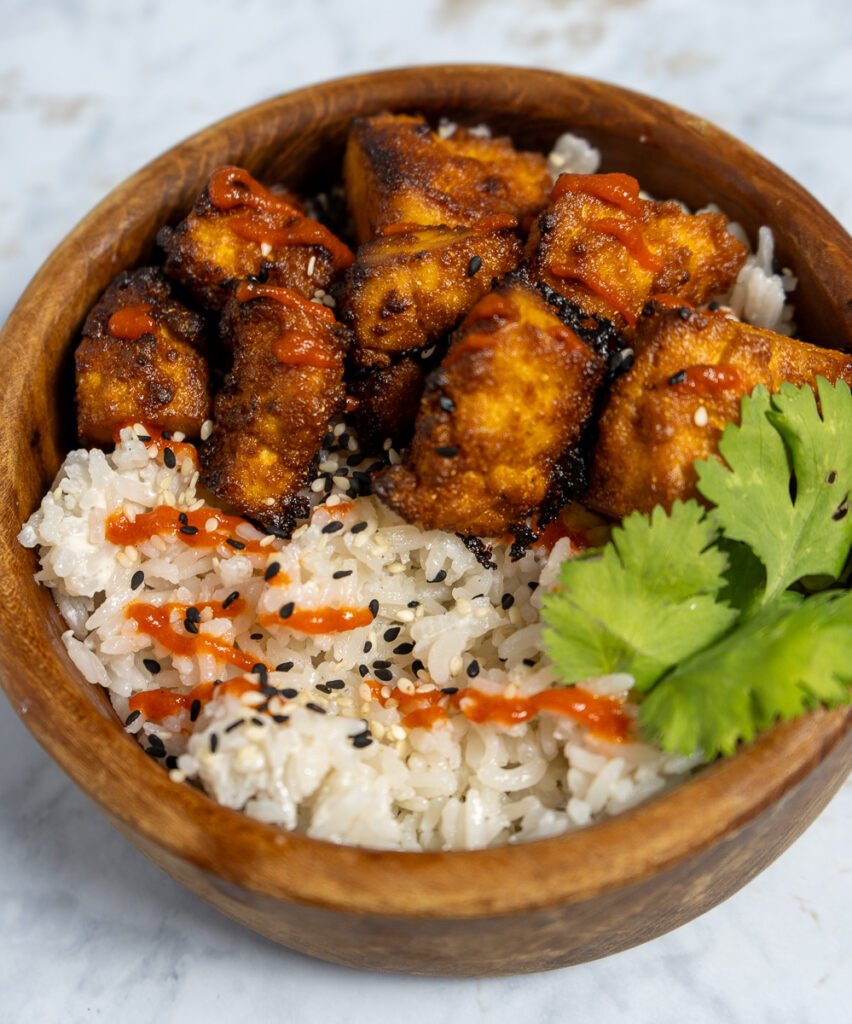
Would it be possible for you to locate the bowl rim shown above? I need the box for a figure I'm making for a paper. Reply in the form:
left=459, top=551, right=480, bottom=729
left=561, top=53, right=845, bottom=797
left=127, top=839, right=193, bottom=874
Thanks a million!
left=1, top=64, right=850, bottom=922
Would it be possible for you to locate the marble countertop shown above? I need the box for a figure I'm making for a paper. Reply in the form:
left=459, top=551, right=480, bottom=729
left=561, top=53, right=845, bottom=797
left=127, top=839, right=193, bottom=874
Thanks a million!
left=1, top=1, right=849, bottom=1020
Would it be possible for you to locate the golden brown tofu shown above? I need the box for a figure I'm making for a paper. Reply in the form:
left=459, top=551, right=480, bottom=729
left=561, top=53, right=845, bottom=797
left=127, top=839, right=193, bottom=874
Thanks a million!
left=526, top=173, right=747, bottom=333
left=201, top=281, right=349, bottom=533
left=344, top=113, right=551, bottom=244
left=158, top=166, right=354, bottom=310
left=348, top=356, right=427, bottom=448
left=340, top=223, right=523, bottom=358
left=586, top=305, right=852, bottom=519
left=374, top=280, right=606, bottom=536
left=75, top=267, right=211, bottom=446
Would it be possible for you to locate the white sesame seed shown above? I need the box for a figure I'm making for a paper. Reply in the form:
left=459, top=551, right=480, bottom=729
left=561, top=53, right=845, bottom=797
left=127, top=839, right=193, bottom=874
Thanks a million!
left=456, top=597, right=472, bottom=616
left=200, top=607, right=214, bottom=622
left=307, top=254, right=316, bottom=277
left=370, top=721, right=386, bottom=740
left=124, top=546, right=139, bottom=563
left=264, top=497, right=275, bottom=506
left=319, top=460, right=337, bottom=472
left=173, top=431, right=186, bottom=443
left=333, top=475, right=349, bottom=489
left=694, top=405, right=709, bottom=427
left=382, top=437, right=392, bottom=450
left=326, top=494, right=341, bottom=507
left=115, top=552, right=130, bottom=568
left=387, top=448, right=401, bottom=465
left=200, top=419, right=214, bottom=441
left=169, top=769, right=186, bottom=784
left=390, top=724, right=407, bottom=741
left=396, top=678, right=415, bottom=695
left=450, top=655, right=463, bottom=676
left=152, top=535, right=167, bottom=552
left=259, top=534, right=276, bottom=547
left=397, top=609, right=415, bottom=623
left=353, top=533, right=368, bottom=548
left=310, top=478, right=326, bottom=493
left=189, top=498, right=205, bottom=512
left=359, top=683, right=372, bottom=701
left=260, top=242, right=272, bottom=257
left=334, top=422, right=346, bottom=437
left=240, top=691, right=265, bottom=706
left=387, top=561, right=406, bottom=574
left=323, top=295, right=336, bottom=307
left=204, top=517, right=218, bottom=532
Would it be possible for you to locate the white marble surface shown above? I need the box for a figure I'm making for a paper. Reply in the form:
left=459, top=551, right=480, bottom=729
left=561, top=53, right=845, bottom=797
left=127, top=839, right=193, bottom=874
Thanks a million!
left=1, top=0, right=850, bottom=1020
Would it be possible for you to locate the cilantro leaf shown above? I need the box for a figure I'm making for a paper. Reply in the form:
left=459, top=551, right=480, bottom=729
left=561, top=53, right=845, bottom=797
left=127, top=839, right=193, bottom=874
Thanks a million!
left=541, top=501, right=737, bottom=691
left=638, top=589, right=852, bottom=759
left=696, top=378, right=852, bottom=604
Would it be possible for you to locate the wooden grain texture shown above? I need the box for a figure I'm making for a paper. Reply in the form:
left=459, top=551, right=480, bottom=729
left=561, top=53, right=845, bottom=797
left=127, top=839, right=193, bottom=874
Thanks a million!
left=0, top=66, right=850, bottom=976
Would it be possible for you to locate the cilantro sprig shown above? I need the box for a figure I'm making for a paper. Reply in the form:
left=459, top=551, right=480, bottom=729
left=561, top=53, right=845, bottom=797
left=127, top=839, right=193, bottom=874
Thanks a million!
left=541, top=377, right=852, bottom=759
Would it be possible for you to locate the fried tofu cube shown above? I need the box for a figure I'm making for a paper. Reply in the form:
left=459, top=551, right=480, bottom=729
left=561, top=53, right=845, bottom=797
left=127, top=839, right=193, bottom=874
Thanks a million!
left=526, top=173, right=747, bottom=332
left=200, top=281, right=349, bottom=534
left=586, top=305, right=852, bottom=519
left=348, top=356, right=427, bottom=448
left=340, top=223, right=523, bottom=358
left=158, top=166, right=354, bottom=310
left=75, top=267, right=211, bottom=446
left=344, top=113, right=552, bottom=243
left=374, top=279, right=606, bottom=536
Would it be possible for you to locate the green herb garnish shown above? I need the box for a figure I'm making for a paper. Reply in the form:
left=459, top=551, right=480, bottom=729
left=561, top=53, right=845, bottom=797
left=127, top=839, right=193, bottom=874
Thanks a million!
left=541, top=377, right=852, bottom=759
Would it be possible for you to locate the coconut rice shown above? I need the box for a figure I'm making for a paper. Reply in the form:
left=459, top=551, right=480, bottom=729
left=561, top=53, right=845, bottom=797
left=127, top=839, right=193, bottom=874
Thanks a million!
left=18, top=132, right=796, bottom=851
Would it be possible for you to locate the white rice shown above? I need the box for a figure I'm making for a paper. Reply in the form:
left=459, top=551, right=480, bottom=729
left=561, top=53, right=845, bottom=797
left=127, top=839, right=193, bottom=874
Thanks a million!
left=17, top=130, right=794, bottom=851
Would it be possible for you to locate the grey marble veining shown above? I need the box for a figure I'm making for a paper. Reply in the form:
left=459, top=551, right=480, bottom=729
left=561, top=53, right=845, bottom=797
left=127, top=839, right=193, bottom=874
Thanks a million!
left=1, top=1, right=850, bottom=1021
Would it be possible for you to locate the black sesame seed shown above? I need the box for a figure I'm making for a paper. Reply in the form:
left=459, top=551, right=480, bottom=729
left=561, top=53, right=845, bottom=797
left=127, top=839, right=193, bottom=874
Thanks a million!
left=374, top=668, right=393, bottom=682
left=429, top=569, right=448, bottom=583
left=273, top=714, right=289, bottom=724
left=136, top=433, right=151, bottom=443
left=323, top=431, right=334, bottom=449
left=523, top=657, right=537, bottom=667
left=179, top=525, right=199, bottom=536
left=346, top=453, right=363, bottom=467
left=369, top=598, right=379, bottom=617
left=251, top=716, right=265, bottom=727
left=411, top=659, right=425, bottom=675
left=407, top=600, right=419, bottom=608
left=668, top=369, right=687, bottom=386
left=373, top=659, right=391, bottom=669
left=226, top=538, right=245, bottom=550
left=339, top=433, right=350, bottom=447
left=166, top=755, right=179, bottom=770
left=143, top=658, right=161, bottom=675
left=358, top=664, right=369, bottom=677
left=163, top=447, right=176, bottom=469
left=323, top=475, right=334, bottom=493
left=130, top=570, right=144, bottom=591
left=277, top=662, right=294, bottom=673
left=279, top=602, right=295, bottom=619
left=146, top=746, right=166, bottom=759
left=326, top=679, right=345, bottom=690
left=225, top=720, right=243, bottom=734
left=441, top=686, right=459, bottom=695
left=209, top=733, right=219, bottom=753
left=393, top=643, right=414, bottom=655
left=708, top=299, right=720, bottom=311
left=213, top=678, right=223, bottom=686
left=383, top=626, right=401, bottom=642
left=184, top=618, right=199, bottom=634
left=306, top=703, right=326, bottom=714
left=367, top=461, right=385, bottom=474
left=261, top=685, right=277, bottom=697
left=333, top=570, right=353, bottom=579
left=363, top=640, right=373, bottom=653
left=178, top=512, right=188, bottom=525
left=528, top=581, right=539, bottom=591
left=501, top=593, right=515, bottom=609
left=322, top=521, right=344, bottom=534
left=190, top=699, right=201, bottom=722
left=253, top=664, right=268, bottom=685
left=435, top=445, right=458, bottom=457
left=467, top=254, right=483, bottom=276
left=264, top=561, right=281, bottom=581
left=316, top=683, right=332, bottom=694
left=466, top=660, right=480, bottom=678
left=281, top=688, right=298, bottom=699
left=678, top=306, right=692, bottom=320
left=125, top=710, right=141, bottom=726
left=148, top=733, right=165, bottom=751
left=162, top=431, right=173, bottom=441
left=185, top=606, right=201, bottom=622
left=250, top=632, right=263, bottom=640
left=222, top=590, right=240, bottom=609
left=352, top=733, right=373, bottom=748
left=351, top=520, right=368, bottom=534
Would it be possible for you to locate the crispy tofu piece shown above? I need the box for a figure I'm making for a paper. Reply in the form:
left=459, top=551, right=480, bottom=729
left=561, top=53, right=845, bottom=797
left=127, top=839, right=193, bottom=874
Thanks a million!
left=344, top=114, right=551, bottom=243
left=75, top=267, right=211, bottom=446
left=586, top=306, right=852, bottom=518
left=348, top=356, right=427, bottom=448
left=158, top=166, right=354, bottom=310
left=340, top=223, right=523, bottom=358
left=201, top=281, right=349, bottom=533
left=526, top=173, right=747, bottom=332
left=374, top=280, right=606, bottom=536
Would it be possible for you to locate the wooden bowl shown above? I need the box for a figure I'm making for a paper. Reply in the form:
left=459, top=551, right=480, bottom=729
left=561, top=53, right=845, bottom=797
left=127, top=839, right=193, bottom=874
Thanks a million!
left=1, top=66, right=849, bottom=977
